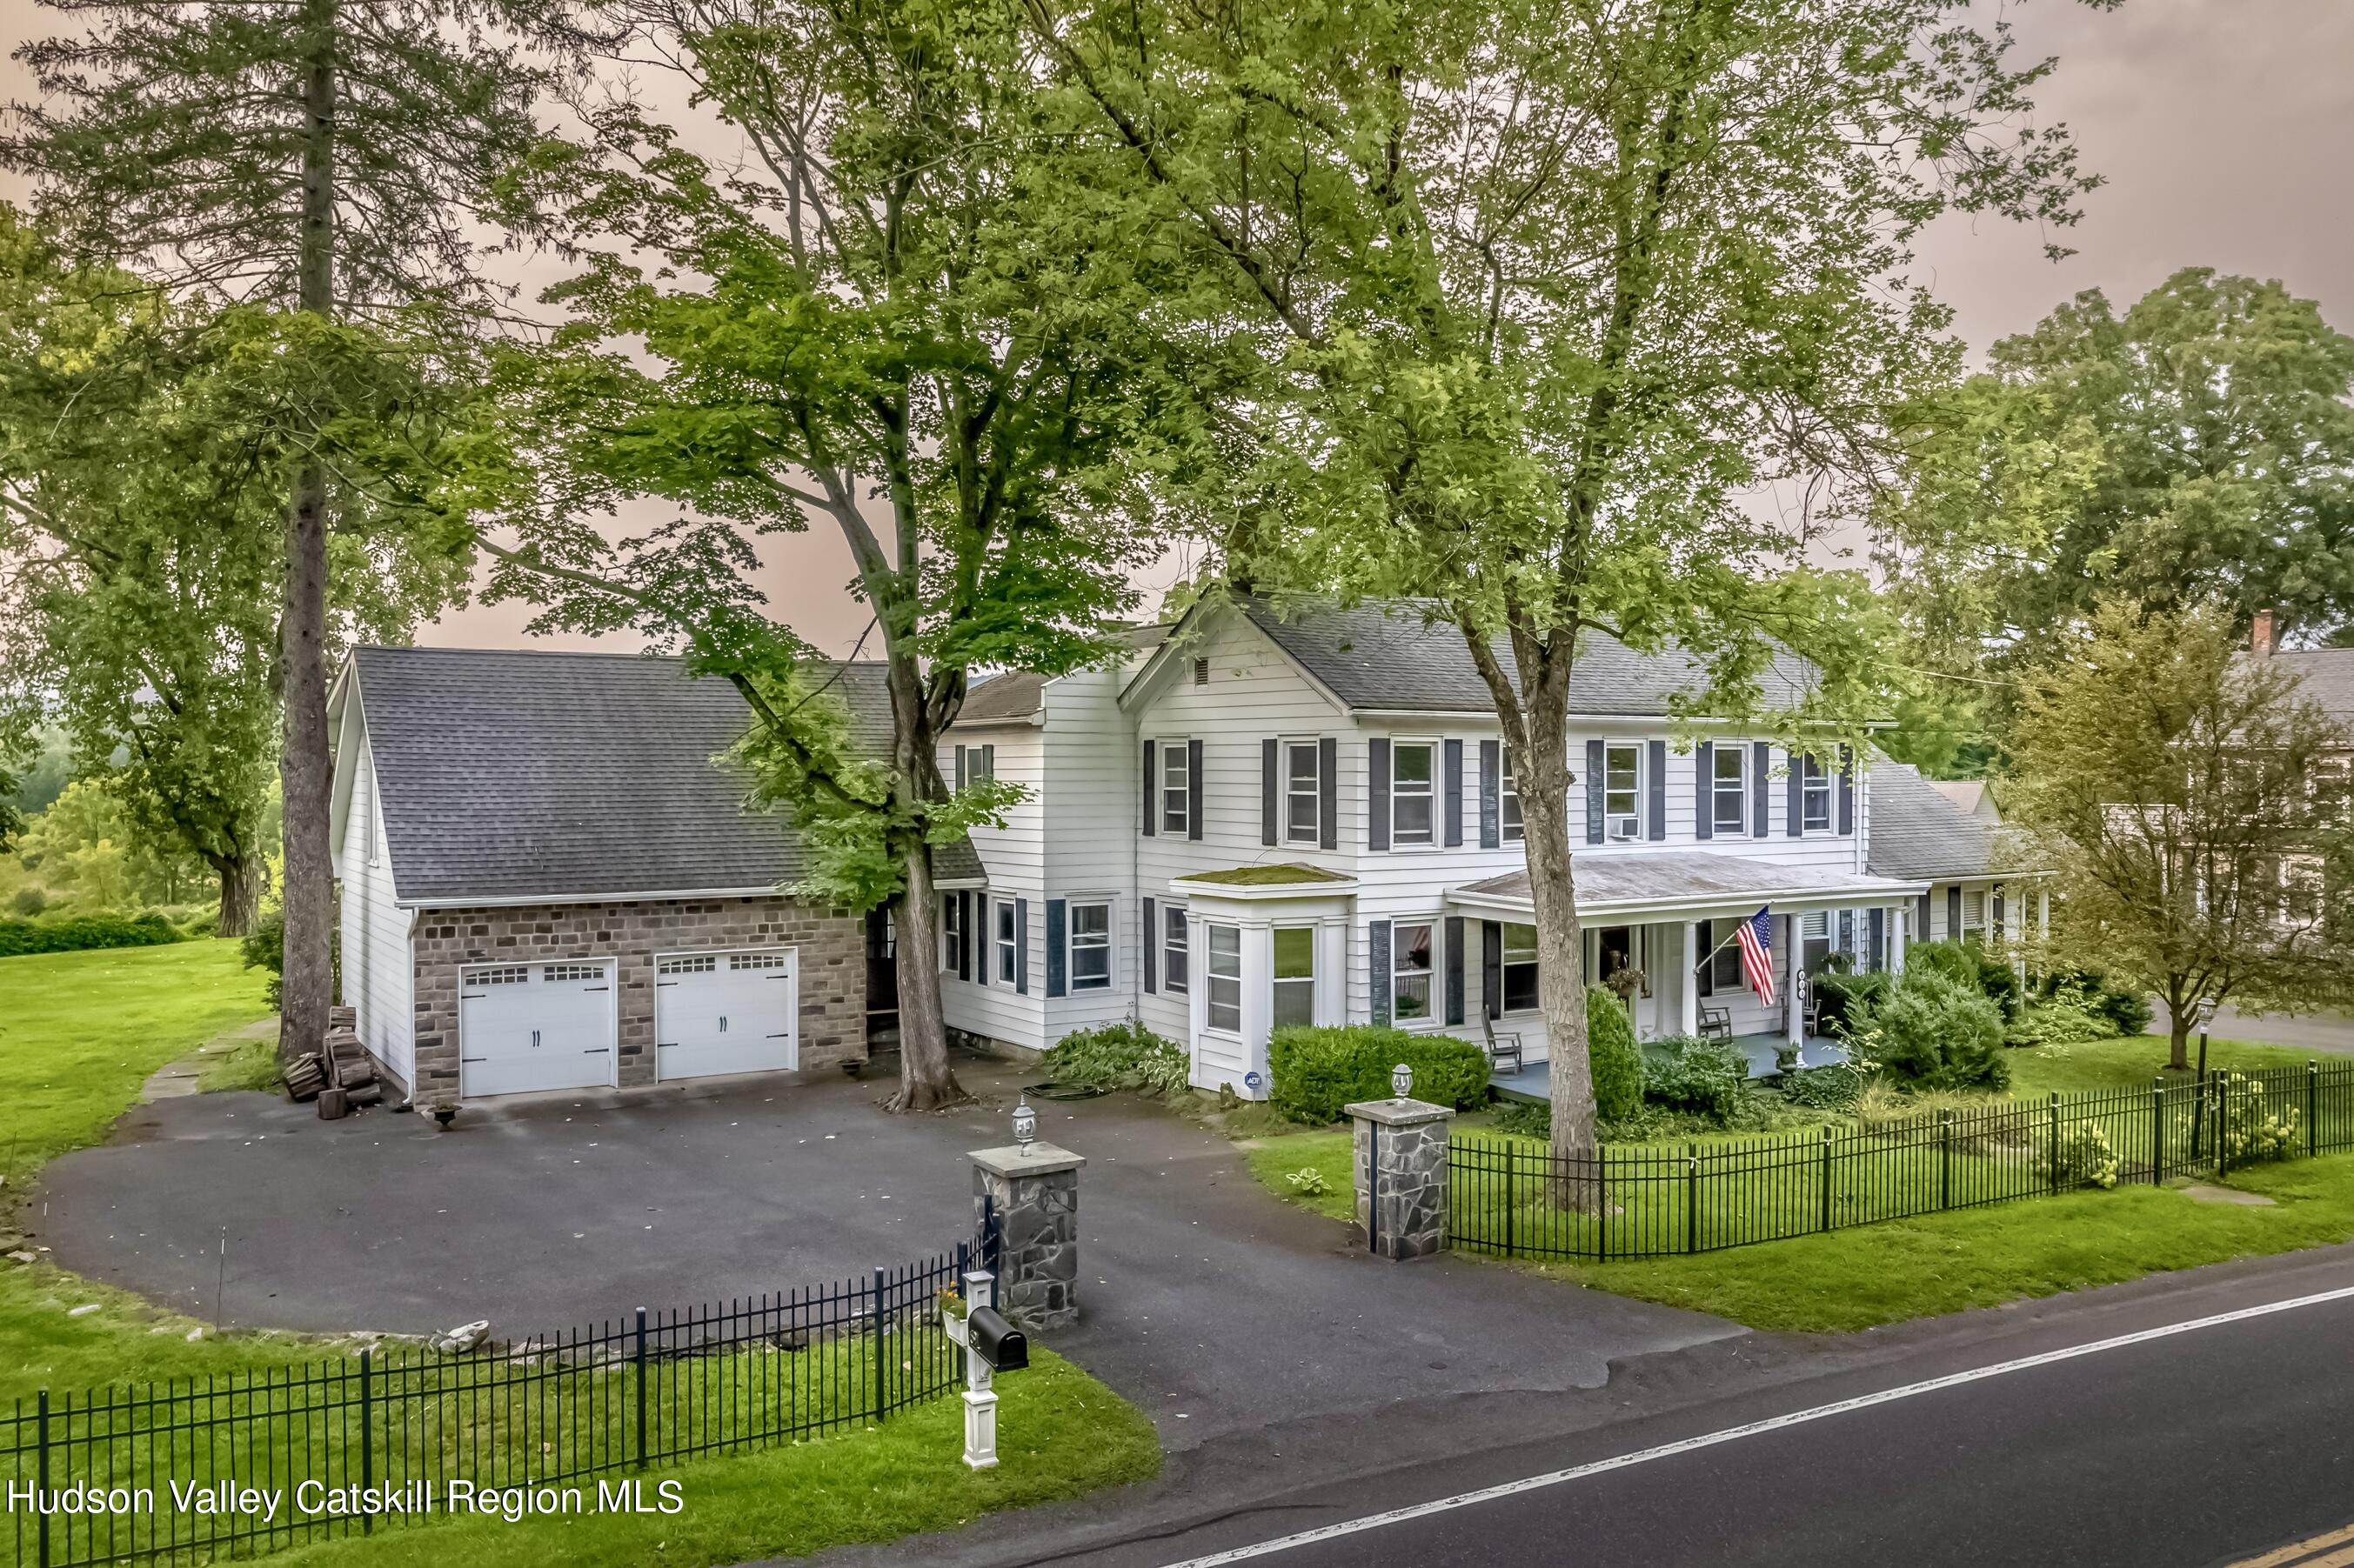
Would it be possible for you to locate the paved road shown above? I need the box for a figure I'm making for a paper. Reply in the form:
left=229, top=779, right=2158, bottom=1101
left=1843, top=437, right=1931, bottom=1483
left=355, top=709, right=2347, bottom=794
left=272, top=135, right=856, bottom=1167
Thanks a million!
left=849, top=1242, right=2354, bottom=1568
left=2153, top=1003, right=2354, bottom=1055
left=37, top=1057, right=1734, bottom=1450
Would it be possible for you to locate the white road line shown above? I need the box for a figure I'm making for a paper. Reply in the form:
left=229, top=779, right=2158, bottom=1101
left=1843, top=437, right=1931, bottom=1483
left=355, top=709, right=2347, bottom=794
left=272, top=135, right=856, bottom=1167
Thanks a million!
left=1157, top=1281, right=2354, bottom=1568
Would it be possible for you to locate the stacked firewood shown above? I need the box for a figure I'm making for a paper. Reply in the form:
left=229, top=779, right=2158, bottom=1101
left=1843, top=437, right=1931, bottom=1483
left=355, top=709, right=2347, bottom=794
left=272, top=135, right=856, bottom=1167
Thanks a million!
left=303, top=1006, right=383, bottom=1118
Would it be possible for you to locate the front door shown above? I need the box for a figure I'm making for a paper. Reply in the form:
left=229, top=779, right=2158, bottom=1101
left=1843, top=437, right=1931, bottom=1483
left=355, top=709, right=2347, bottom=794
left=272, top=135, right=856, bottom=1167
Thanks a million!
left=1593, top=925, right=1657, bottom=1036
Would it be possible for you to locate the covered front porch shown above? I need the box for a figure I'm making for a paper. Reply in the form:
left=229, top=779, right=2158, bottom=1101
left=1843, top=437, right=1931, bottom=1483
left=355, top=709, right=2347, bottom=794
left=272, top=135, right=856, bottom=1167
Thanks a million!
left=1447, top=850, right=1924, bottom=1087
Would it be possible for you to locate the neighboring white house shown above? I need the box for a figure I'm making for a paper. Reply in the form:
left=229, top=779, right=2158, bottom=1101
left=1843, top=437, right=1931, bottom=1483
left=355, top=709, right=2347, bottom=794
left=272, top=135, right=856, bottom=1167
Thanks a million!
left=934, top=596, right=2014, bottom=1098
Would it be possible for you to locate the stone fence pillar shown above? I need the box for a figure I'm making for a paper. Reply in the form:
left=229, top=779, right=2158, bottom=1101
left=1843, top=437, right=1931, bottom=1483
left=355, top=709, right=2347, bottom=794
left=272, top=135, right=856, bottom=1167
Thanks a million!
left=970, top=1142, right=1084, bottom=1330
left=1346, top=1098, right=1455, bottom=1260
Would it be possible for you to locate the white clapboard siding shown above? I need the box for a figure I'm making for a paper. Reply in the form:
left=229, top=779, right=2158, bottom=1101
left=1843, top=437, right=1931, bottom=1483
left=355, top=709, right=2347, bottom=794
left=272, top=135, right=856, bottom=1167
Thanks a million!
left=338, top=739, right=417, bottom=1088
left=935, top=724, right=1047, bottom=1049
left=1041, top=670, right=1142, bottom=1043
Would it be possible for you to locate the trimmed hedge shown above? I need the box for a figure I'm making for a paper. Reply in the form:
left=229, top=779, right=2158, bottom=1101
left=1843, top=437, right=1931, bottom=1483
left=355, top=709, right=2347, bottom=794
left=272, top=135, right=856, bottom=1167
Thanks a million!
left=0, top=912, right=184, bottom=957
left=1585, top=985, right=1644, bottom=1122
left=1267, top=1025, right=1489, bottom=1124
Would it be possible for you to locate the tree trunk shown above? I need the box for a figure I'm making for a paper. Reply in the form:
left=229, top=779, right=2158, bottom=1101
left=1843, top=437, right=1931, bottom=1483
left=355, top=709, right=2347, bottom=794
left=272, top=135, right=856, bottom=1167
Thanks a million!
left=891, top=846, right=965, bottom=1111
left=277, top=0, right=338, bottom=1066
left=2164, top=977, right=2193, bottom=1071
left=1516, top=707, right=1602, bottom=1211
left=212, top=852, right=263, bottom=938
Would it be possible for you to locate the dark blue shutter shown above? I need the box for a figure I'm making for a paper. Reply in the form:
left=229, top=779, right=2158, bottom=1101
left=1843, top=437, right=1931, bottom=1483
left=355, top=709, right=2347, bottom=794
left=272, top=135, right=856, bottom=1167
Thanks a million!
left=1696, top=919, right=1714, bottom=997
left=1482, top=920, right=1503, bottom=1019
left=1788, top=751, right=1803, bottom=837
left=1140, top=741, right=1156, bottom=837
left=1869, top=908, right=1886, bottom=971
left=1187, top=738, right=1204, bottom=842
left=1585, top=739, right=1605, bottom=844
left=1318, top=737, right=1338, bottom=850
left=1261, top=738, right=1279, bottom=845
left=1142, top=897, right=1157, bottom=993
left=1016, top=897, right=1031, bottom=994
left=980, top=744, right=994, bottom=779
left=1045, top=899, right=1067, bottom=998
left=1993, top=884, right=2005, bottom=941
left=1368, top=739, right=1391, bottom=851
left=1837, top=744, right=1854, bottom=836
left=1646, top=740, right=1668, bottom=841
left=1917, top=892, right=1931, bottom=942
left=976, top=897, right=990, bottom=988
left=1479, top=740, right=1501, bottom=849
left=954, top=745, right=968, bottom=791
left=1753, top=743, right=1770, bottom=837
left=1369, top=919, right=1393, bottom=1026
left=1443, top=738, right=1464, bottom=847
left=1444, top=916, right=1466, bottom=1025
left=1694, top=741, right=1714, bottom=841
left=957, top=891, right=972, bottom=981
left=1948, top=885, right=1962, bottom=938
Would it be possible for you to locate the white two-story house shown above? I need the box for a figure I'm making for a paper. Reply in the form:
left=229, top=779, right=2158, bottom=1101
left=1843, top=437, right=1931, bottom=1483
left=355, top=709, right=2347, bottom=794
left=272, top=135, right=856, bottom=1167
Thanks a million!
left=936, top=596, right=1987, bottom=1098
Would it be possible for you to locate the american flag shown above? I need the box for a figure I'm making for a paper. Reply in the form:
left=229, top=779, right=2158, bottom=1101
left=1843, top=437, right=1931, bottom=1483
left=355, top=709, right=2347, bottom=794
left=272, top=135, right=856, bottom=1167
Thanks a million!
left=1735, top=906, right=1776, bottom=1005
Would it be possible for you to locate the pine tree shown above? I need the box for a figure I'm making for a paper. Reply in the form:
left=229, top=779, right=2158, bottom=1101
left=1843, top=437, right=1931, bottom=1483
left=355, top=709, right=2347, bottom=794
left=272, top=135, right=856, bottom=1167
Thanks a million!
left=4, top=1, right=588, bottom=1059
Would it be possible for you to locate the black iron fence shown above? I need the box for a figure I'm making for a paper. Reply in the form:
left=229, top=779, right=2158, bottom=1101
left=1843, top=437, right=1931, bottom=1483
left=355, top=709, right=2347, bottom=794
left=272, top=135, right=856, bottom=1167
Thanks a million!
left=1453, top=1061, right=2354, bottom=1261
left=1, top=1225, right=996, bottom=1568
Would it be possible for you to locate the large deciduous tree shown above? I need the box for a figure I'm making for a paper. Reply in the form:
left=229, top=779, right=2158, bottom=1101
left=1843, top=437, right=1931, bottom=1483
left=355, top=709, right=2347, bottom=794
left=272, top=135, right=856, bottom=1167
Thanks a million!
left=1876, top=268, right=2354, bottom=754
left=2004, top=599, right=2354, bottom=1071
left=3, top=0, right=585, bottom=1058
left=1030, top=0, right=2110, bottom=1193
left=469, top=0, right=1213, bottom=1110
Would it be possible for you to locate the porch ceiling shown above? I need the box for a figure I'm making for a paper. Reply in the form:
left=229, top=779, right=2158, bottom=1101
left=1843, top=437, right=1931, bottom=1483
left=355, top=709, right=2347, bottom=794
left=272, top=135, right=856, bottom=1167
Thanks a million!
left=1450, top=851, right=1926, bottom=923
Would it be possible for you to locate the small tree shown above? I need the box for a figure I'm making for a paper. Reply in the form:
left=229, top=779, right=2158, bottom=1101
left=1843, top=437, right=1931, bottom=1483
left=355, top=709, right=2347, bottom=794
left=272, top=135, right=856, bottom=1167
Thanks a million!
left=2004, top=599, right=2354, bottom=1071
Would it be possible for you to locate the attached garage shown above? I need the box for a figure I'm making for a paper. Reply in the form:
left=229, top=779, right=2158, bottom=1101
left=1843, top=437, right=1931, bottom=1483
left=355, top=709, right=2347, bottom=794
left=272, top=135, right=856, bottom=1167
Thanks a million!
left=458, top=960, right=616, bottom=1098
left=655, top=949, right=798, bottom=1081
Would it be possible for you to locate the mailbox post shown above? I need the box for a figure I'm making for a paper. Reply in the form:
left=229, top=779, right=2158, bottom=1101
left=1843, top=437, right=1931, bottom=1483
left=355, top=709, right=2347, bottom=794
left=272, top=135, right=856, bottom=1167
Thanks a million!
left=944, top=1269, right=1027, bottom=1469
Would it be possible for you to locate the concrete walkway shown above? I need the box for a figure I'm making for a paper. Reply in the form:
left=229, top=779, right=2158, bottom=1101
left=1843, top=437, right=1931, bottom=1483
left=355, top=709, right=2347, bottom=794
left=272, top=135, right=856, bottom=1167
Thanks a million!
left=37, top=1058, right=1739, bottom=1447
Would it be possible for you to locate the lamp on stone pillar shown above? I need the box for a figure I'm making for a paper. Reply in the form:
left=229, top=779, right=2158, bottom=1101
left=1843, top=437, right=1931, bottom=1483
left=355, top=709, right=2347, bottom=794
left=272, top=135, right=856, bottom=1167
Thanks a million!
left=1391, top=1061, right=1414, bottom=1101
left=1012, top=1092, right=1037, bottom=1157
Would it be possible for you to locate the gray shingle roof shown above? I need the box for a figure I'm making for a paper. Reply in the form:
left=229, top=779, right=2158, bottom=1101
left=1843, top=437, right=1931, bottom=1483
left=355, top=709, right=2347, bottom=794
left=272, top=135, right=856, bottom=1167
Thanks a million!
left=351, top=647, right=980, bottom=904
left=957, top=671, right=1048, bottom=724
left=1235, top=597, right=1822, bottom=716
left=1865, top=760, right=2004, bottom=881
left=2267, top=648, right=2354, bottom=724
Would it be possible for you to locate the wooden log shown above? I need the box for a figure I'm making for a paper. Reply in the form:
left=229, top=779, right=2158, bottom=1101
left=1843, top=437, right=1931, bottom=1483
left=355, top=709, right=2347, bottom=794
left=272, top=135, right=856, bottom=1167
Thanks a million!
left=317, top=1086, right=350, bottom=1120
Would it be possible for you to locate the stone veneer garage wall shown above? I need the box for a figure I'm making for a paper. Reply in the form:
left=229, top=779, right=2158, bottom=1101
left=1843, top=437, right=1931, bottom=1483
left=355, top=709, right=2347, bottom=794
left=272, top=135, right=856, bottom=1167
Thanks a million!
left=407, top=896, right=866, bottom=1108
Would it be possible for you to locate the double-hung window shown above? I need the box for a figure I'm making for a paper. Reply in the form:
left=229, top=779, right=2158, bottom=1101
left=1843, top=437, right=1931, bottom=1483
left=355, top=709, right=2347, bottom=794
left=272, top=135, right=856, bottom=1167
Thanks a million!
left=1068, top=900, right=1112, bottom=991
left=1701, top=918, right=1744, bottom=991
left=1603, top=743, right=1642, bottom=836
left=1285, top=741, right=1321, bottom=844
left=1162, top=906, right=1190, bottom=993
left=1961, top=890, right=1987, bottom=942
left=1712, top=744, right=1748, bottom=835
left=1272, top=927, right=1316, bottom=1028
left=1501, top=923, right=1541, bottom=1012
left=994, top=898, right=1018, bottom=984
left=1160, top=743, right=1191, bottom=835
left=942, top=894, right=963, bottom=972
left=1391, top=921, right=1434, bottom=1020
left=1206, top=924, right=1242, bottom=1032
left=1801, top=752, right=1833, bottom=832
left=1391, top=742, right=1436, bottom=845
left=1501, top=748, right=1524, bottom=843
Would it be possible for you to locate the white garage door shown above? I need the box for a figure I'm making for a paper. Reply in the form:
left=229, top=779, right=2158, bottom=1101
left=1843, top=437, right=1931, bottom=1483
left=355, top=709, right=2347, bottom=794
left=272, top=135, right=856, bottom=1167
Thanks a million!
left=458, top=962, right=615, bottom=1098
left=655, top=949, right=798, bottom=1081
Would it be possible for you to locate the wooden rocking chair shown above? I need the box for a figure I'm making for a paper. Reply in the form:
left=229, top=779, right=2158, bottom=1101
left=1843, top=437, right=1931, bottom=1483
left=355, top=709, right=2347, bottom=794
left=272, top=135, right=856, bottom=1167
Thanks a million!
left=1481, top=1013, right=1525, bottom=1076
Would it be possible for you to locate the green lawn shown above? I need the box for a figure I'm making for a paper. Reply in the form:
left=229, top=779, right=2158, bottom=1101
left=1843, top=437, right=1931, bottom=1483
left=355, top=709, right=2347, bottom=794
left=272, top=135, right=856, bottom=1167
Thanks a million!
left=2007, top=1033, right=2325, bottom=1096
left=0, top=942, right=1158, bottom=1561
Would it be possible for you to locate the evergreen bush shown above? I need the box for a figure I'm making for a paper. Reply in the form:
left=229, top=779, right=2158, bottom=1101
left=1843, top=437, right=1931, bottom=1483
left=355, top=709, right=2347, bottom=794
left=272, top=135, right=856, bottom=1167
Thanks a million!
left=1267, top=1025, right=1489, bottom=1124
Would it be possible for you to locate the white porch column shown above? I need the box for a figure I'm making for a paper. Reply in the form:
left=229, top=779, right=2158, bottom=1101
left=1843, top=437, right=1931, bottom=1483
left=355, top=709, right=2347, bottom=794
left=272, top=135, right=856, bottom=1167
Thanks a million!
left=1316, top=917, right=1348, bottom=1026
left=1784, top=917, right=1804, bottom=1051
left=1680, top=921, right=1700, bottom=1037
left=1889, top=904, right=1908, bottom=975
left=1241, top=924, right=1274, bottom=1075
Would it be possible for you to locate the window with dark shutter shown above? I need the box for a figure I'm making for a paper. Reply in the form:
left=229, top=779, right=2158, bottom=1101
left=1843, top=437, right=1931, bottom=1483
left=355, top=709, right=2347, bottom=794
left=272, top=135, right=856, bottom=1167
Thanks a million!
left=1187, top=738, right=1205, bottom=842
left=1141, top=897, right=1157, bottom=993
left=1318, top=737, right=1338, bottom=850
left=1443, top=738, right=1464, bottom=846
left=1261, top=739, right=1279, bottom=846
left=1369, top=739, right=1392, bottom=851
left=1695, top=740, right=1715, bottom=841
left=1479, top=739, right=1501, bottom=849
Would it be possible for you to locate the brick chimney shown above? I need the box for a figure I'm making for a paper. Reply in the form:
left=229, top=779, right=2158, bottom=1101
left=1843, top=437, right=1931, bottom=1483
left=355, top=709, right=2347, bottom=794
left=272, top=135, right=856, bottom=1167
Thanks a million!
left=2252, top=608, right=2278, bottom=657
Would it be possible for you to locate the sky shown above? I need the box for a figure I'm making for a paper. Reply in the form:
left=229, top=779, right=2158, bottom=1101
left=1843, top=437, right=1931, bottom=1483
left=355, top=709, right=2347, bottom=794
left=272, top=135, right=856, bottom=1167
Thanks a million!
left=9, top=0, right=2350, bottom=656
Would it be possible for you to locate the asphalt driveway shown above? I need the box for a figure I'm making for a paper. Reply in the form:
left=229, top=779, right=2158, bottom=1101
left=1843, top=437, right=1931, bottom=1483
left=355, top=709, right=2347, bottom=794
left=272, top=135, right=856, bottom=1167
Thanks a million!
left=39, top=1058, right=1739, bottom=1446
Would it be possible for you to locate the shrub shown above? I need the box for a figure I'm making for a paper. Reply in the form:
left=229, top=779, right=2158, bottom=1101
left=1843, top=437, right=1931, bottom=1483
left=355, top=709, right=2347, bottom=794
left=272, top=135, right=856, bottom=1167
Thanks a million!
left=2218, top=1071, right=2300, bottom=1164
left=1039, top=1020, right=1190, bottom=1096
left=1491, top=1098, right=1549, bottom=1138
left=2036, top=969, right=2150, bottom=1038
left=2052, top=1124, right=2120, bottom=1190
left=2008, top=976, right=2117, bottom=1049
left=1851, top=969, right=2010, bottom=1091
left=1640, top=1034, right=1750, bottom=1124
left=1810, top=970, right=1892, bottom=1039
left=0, top=911, right=184, bottom=958
left=1779, top=1064, right=1863, bottom=1111
left=10, top=887, right=46, bottom=917
left=1583, top=985, right=1645, bottom=1122
left=1267, top=1025, right=1489, bottom=1124
left=1904, top=938, right=2023, bottom=1022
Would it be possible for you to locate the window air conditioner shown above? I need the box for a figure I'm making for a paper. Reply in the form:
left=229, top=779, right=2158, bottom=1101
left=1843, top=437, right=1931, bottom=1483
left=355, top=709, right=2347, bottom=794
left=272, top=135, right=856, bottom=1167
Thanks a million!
left=1608, top=816, right=1641, bottom=840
